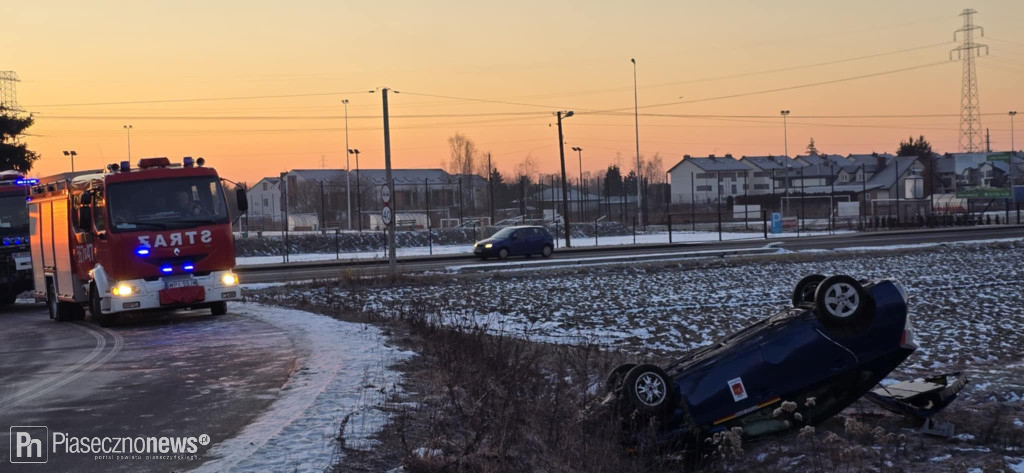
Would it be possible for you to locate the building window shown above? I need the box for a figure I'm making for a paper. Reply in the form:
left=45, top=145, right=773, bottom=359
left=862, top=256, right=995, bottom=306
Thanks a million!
left=754, top=184, right=770, bottom=190
left=695, top=185, right=712, bottom=192
left=696, top=172, right=715, bottom=179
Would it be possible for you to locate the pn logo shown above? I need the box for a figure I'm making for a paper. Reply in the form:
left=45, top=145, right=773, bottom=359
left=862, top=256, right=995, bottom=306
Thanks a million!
left=9, top=426, right=48, bottom=464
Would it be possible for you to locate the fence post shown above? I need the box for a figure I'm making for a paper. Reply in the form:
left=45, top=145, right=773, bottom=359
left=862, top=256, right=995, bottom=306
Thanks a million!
left=668, top=214, right=673, bottom=244
left=717, top=201, right=722, bottom=241
left=762, top=209, right=768, bottom=240
left=632, top=217, right=636, bottom=245
left=335, top=228, right=340, bottom=260
left=594, top=217, right=598, bottom=246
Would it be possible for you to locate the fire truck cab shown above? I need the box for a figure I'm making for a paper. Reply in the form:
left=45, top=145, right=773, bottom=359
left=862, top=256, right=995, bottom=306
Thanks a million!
left=28, top=157, right=247, bottom=326
left=0, top=170, right=35, bottom=305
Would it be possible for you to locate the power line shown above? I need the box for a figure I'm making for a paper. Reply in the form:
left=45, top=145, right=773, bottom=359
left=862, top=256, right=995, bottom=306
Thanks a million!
left=24, top=91, right=371, bottom=108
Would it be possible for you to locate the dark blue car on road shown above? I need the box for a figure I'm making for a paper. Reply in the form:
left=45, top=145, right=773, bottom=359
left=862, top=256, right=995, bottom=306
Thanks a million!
left=602, top=275, right=944, bottom=449
left=473, top=226, right=554, bottom=260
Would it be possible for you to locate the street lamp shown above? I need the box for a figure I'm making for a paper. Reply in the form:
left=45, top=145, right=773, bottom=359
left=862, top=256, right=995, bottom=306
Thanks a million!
left=348, top=148, right=361, bottom=232
left=62, top=150, right=77, bottom=172
left=780, top=110, right=791, bottom=215
left=557, top=110, right=574, bottom=248
left=343, top=99, right=352, bottom=230
left=123, top=125, right=133, bottom=160
left=1011, top=111, right=1018, bottom=207
left=631, top=58, right=643, bottom=227
left=572, top=146, right=584, bottom=222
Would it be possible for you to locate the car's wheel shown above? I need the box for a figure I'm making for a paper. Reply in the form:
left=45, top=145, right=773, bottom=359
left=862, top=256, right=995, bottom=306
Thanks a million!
left=541, top=245, right=553, bottom=258
left=210, top=301, right=227, bottom=316
left=622, top=364, right=676, bottom=419
left=792, top=274, right=826, bottom=308
left=605, top=363, right=637, bottom=394
left=0, top=292, right=18, bottom=306
left=814, top=275, right=871, bottom=327
left=498, top=248, right=509, bottom=260
left=90, top=283, right=116, bottom=327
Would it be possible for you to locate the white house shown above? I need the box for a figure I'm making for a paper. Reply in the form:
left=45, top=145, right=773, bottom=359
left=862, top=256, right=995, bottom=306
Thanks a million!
left=668, top=154, right=752, bottom=204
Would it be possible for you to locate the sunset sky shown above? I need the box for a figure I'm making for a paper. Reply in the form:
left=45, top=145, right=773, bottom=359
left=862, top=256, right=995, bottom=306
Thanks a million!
left=5, top=0, right=1024, bottom=185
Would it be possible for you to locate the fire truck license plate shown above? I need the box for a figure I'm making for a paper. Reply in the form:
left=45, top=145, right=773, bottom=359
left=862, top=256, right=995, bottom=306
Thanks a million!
left=165, top=278, right=197, bottom=289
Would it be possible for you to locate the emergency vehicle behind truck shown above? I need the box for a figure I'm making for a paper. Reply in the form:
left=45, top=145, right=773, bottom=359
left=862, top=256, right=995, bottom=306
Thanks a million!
left=0, top=170, right=35, bottom=304
left=28, top=156, right=248, bottom=326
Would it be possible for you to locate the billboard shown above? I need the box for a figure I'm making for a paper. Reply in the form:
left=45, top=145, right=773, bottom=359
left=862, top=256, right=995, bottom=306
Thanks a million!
left=955, top=153, right=1011, bottom=199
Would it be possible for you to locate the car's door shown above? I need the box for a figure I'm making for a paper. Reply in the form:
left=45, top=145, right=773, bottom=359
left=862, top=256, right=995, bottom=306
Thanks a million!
left=508, top=229, right=525, bottom=255
left=525, top=227, right=543, bottom=253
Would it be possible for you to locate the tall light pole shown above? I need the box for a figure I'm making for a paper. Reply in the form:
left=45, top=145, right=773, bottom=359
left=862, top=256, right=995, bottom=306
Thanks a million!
left=557, top=110, right=574, bottom=248
left=62, top=150, right=77, bottom=172
left=780, top=110, right=790, bottom=215
left=631, top=58, right=643, bottom=227
left=349, top=148, right=361, bottom=232
left=572, top=146, right=584, bottom=222
left=123, top=124, right=133, bottom=160
left=1011, top=110, right=1018, bottom=207
left=343, top=99, right=352, bottom=230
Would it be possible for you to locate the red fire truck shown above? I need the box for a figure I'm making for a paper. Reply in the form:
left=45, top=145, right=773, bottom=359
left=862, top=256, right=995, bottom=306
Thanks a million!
left=28, top=157, right=248, bottom=325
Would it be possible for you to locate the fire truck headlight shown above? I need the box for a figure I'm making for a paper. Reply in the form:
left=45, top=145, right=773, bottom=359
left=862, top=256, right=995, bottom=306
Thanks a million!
left=112, top=284, right=135, bottom=297
left=221, top=273, right=238, bottom=286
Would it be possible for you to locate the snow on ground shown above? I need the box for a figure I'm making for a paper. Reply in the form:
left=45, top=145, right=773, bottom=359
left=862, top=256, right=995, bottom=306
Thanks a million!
left=248, top=240, right=1024, bottom=408
left=188, top=303, right=411, bottom=473
left=236, top=230, right=845, bottom=266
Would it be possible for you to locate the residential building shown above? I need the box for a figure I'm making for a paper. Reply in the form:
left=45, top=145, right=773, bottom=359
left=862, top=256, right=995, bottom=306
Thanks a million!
left=668, top=154, right=752, bottom=204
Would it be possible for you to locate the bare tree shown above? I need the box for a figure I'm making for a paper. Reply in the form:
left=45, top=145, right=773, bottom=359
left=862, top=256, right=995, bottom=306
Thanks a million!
left=643, top=153, right=665, bottom=184
left=514, top=152, right=539, bottom=183
left=446, top=132, right=478, bottom=176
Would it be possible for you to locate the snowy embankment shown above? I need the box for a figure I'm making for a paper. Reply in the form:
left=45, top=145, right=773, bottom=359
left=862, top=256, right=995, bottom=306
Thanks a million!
left=188, top=303, right=411, bottom=473
left=236, top=230, right=842, bottom=266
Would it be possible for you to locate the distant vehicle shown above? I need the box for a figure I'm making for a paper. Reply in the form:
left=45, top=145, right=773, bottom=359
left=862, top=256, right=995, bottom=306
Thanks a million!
left=0, top=171, right=36, bottom=305
left=601, top=275, right=962, bottom=449
left=473, top=225, right=554, bottom=260
left=28, top=157, right=248, bottom=326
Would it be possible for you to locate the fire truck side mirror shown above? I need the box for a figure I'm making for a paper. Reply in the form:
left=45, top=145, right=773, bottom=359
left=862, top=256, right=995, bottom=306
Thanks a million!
left=235, top=187, right=248, bottom=212
left=80, top=192, right=92, bottom=206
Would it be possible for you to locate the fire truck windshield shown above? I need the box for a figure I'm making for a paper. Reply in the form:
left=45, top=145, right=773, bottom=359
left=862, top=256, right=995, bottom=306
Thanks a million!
left=0, top=193, right=29, bottom=231
left=108, top=176, right=229, bottom=232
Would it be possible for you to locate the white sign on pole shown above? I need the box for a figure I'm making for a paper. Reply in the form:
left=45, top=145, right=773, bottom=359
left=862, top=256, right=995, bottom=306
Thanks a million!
left=381, top=205, right=393, bottom=226
left=381, top=184, right=392, bottom=204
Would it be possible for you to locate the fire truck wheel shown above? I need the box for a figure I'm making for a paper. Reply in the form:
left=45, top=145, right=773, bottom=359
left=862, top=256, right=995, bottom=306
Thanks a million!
left=89, top=283, right=116, bottom=327
left=210, top=302, right=228, bottom=316
left=47, top=280, right=72, bottom=322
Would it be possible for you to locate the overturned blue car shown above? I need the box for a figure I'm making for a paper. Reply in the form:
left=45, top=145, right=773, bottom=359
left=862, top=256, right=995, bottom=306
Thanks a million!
left=603, top=275, right=960, bottom=447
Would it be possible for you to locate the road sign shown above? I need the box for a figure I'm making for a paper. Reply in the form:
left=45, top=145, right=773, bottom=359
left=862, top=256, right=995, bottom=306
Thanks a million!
left=381, top=205, right=393, bottom=226
left=770, top=212, right=782, bottom=234
left=381, top=184, right=392, bottom=204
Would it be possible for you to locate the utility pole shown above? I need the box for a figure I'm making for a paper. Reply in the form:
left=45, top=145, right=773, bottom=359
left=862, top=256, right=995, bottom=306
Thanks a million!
left=951, top=8, right=988, bottom=152
left=378, top=88, right=397, bottom=275
left=343, top=98, right=352, bottom=230
left=349, top=149, right=361, bottom=232
left=1011, top=111, right=1018, bottom=208
left=631, top=58, right=643, bottom=227
left=557, top=110, right=574, bottom=248
left=572, top=146, right=584, bottom=223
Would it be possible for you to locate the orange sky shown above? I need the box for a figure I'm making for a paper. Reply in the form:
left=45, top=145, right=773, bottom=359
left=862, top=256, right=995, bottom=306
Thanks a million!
left=5, top=0, right=1024, bottom=185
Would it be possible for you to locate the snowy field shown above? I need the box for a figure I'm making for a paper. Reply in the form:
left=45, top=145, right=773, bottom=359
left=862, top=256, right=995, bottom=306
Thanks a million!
left=189, top=303, right=411, bottom=473
left=235, top=229, right=845, bottom=266
left=251, top=240, right=1024, bottom=407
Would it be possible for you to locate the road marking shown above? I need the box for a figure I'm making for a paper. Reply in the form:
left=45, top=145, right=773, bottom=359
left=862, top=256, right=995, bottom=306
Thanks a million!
left=0, top=322, right=124, bottom=411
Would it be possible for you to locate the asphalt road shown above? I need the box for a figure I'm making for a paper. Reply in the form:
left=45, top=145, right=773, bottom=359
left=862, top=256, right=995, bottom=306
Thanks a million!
left=0, top=304, right=297, bottom=472
left=236, top=225, right=1024, bottom=282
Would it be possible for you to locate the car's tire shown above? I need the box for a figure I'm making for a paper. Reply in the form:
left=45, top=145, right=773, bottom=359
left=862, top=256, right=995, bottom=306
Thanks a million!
left=210, top=301, right=228, bottom=316
left=541, top=245, right=553, bottom=258
left=0, top=292, right=18, bottom=306
left=792, top=274, right=826, bottom=308
left=498, top=248, right=509, bottom=260
left=605, top=363, right=637, bottom=394
left=622, top=364, right=676, bottom=419
left=90, top=283, right=116, bottom=327
left=814, top=275, right=871, bottom=327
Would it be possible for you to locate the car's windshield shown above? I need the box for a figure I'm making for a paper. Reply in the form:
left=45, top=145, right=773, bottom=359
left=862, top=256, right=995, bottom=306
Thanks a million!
left=491, top=227, right=517, bottom=238
left=107, top=176, right=228, bottom=232
left=0, top=193, right=28, bottom=232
